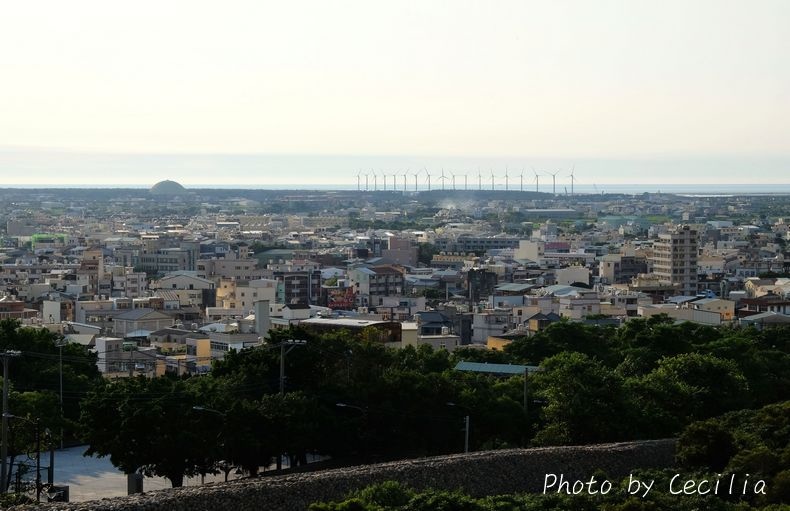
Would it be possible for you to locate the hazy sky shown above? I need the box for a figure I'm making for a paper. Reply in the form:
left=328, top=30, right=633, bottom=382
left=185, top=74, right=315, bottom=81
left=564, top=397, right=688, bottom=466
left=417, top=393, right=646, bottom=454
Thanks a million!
left=1, top=1, right=788, bottom=186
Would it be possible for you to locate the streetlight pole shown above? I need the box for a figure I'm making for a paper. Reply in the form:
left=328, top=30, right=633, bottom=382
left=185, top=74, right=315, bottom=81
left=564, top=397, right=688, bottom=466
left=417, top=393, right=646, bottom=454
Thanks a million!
left=192, top=407, right=228, bottom=483
left=336, top=403, right=369, bottom=461
left=463, top=415, right=470, bottom=453
left=446, top=402, right=470, bottom=453
left=1, top=350, right=21, bottom=493
left=279, top=340, right=307, bottom=395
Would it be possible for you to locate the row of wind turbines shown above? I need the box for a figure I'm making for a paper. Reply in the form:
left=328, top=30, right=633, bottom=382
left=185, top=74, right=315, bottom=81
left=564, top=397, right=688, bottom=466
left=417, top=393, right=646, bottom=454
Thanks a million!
left=354, top=167, right=579, bottom=195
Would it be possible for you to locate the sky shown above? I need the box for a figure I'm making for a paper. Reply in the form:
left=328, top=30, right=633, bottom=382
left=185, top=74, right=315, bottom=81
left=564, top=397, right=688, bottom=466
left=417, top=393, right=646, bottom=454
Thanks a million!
left=1, top=1, right=788, bottom=187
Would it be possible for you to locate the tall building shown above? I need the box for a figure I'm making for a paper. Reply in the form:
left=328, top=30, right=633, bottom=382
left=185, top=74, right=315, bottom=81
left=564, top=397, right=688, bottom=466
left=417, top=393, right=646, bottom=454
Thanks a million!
left=651, top=225, right=699, bottom=295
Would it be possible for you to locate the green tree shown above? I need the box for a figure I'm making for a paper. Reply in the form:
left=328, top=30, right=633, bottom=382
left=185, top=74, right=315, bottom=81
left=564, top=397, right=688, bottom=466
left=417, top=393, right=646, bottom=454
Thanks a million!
left=627, top=353, right=749, bottom=437
left=417, top=243, right=438, bottom=266
left=531, top=352, right=628, bottom=445
left=80, top=377, right=210, bottom=487
left=505, top=321, right=618, bottom=367
left=0, top=319, right=101, bottom=440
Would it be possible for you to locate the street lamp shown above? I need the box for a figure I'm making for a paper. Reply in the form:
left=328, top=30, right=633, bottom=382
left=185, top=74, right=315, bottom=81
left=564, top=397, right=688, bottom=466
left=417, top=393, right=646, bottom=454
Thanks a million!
left=192, top=406, right=232, bottom=483
left=446, top=402, right=470, bottom=453
left=335, top=403, right=369, bottom=461
left=335, top=402, right=366, bottom=414
left=192, top=406, right=227, bottom=417
left=279, top=339, right=307, bottom=395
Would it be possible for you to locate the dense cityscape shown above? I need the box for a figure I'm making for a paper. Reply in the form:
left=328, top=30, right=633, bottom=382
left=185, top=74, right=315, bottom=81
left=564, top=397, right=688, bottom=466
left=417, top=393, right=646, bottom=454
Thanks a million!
left=0, top=181, right=787, bottom=508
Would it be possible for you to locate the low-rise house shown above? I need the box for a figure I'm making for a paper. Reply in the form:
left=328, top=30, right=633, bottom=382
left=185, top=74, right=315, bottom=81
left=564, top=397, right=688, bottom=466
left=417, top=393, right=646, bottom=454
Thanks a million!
left=94, top=336, right=165, bottom=378
left=738, top=311, right=790, bottom=329
left=689, top=298, right=735, bottom=322
left=113, top=308, right=174, bottom=337
left=471, top=309, right=511, bottom=344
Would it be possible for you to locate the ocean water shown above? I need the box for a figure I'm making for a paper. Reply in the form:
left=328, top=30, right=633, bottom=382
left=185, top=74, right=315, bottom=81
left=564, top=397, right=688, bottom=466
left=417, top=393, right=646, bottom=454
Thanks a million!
left=5, top=183, right=790, bottom=195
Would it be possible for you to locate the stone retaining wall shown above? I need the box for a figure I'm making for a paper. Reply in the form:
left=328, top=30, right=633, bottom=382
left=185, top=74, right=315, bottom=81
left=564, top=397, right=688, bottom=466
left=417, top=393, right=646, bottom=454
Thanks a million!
left=11, top=439, right=676, bottom=511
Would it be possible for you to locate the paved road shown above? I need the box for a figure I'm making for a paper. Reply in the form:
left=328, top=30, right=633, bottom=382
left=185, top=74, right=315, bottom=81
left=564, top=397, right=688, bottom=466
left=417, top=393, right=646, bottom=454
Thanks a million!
left=19, top=446, right=241, bottom=502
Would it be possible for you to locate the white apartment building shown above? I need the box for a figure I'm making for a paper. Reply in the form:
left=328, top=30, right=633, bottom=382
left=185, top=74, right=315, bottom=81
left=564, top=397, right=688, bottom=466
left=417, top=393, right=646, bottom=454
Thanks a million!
left=651, top=225, right=699, bottom=296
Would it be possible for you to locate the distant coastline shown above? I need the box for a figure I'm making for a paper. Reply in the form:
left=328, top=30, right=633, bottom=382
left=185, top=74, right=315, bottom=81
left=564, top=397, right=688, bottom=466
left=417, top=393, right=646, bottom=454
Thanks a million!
left=2, top=183, right=790, bottom=196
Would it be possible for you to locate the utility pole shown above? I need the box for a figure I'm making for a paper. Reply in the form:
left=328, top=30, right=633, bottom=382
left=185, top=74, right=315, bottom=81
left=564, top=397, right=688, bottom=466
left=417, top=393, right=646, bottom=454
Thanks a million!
left=1, top=350, right=21, bottom=493
left=277, top=339, right=306, bottom=471
left=123, top=341, right=137, bottom=378
left=56, top=339, right=66, bottom=449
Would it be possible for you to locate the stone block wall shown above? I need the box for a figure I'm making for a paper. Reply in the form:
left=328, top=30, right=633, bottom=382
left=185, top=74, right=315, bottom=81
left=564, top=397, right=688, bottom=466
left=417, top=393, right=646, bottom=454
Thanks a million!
left=11, top=439, right=676, bottom=511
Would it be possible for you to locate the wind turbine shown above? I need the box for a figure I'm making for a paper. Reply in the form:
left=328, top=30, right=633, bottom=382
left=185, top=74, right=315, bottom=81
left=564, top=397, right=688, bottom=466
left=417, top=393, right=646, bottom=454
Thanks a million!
left=372, top=170, right=378, bottom=191
left=519, top=168, right=524, bottom=192
left=412, top=170, right=420, bottom=191
left=403, top=171, right=408, bottom=192
left=568, top=164, right=576, bottom=197
left=531, top=166, right=539, bottom=193
left=381, top=170, right=386, bottom=191
left=477, top=168, right=483, bottom=191
left=463, top=172, right=468, bottom=190
left=424, top=168, right=431, bottom=191
left=504, top=167, right=509, bottom=191
left=391, top=172, right=398, bottom=191
left=438, top=168, right=448, bottom=190
left=355, top=170, right=362, bottom=191
left=451, top=171, right=457, bottom=190
left=546, top=170, right=559, bottom=194
left=490, top=169, right=495, bottom=191
left=364, top=171, right=370, bottom=191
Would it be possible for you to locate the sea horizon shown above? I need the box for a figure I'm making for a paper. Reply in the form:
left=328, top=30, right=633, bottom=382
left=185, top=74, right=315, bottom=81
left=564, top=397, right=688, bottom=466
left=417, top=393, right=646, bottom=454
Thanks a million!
left=2, top=182, right=790, bottom=196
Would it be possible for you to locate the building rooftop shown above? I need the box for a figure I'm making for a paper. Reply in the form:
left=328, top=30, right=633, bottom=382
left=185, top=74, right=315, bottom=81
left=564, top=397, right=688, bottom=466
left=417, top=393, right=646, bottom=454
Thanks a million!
left=454, top=361, right=540, bottom=375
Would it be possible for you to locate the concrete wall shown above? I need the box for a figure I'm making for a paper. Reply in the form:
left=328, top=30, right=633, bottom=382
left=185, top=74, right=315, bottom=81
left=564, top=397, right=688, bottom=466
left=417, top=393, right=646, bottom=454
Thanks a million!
left=13, top=439, right=675, bottom=511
